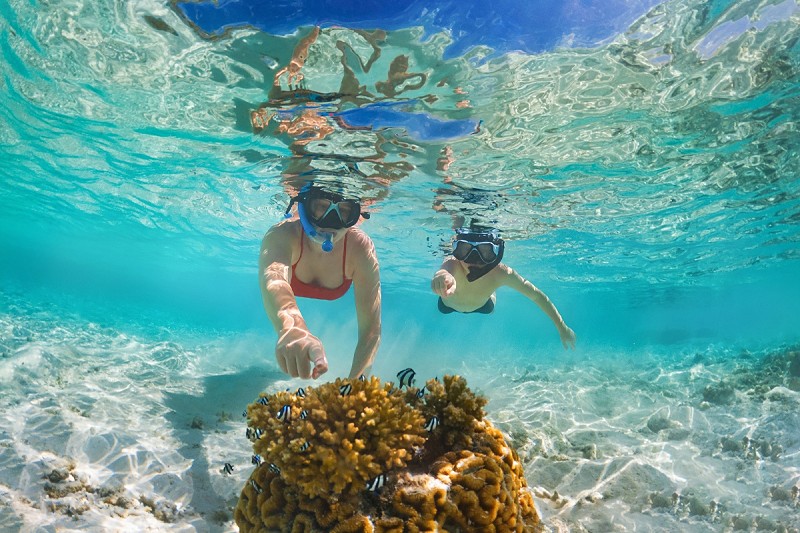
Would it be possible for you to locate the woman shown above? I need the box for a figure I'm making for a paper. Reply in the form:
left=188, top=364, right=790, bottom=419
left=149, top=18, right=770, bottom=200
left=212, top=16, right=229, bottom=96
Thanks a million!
left=259, top=183, right=381, bottom=380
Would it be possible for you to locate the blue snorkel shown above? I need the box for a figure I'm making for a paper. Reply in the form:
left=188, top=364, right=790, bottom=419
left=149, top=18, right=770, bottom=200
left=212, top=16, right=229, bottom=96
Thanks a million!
left=297, top=201, right=334, bottom=252
left=283, top=184, right=335, bottom=252
left=284, top=182, right=369, bottom=253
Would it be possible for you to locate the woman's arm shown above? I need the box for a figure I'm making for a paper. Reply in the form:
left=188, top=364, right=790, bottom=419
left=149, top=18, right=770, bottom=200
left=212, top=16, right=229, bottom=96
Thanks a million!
left=259, top=223, right=328, bottom=378
left=503, top=267, right=576, bottom=349
left=348, top=231, right=382, bottom=379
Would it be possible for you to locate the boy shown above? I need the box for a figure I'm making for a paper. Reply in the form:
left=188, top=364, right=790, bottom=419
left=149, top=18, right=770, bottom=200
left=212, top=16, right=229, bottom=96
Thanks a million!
left=431, top=228, right=576, bottom=349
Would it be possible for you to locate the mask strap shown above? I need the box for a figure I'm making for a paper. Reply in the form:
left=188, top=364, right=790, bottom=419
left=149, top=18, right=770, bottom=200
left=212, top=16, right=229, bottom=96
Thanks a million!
left=284, top=197, right=296, bottom=219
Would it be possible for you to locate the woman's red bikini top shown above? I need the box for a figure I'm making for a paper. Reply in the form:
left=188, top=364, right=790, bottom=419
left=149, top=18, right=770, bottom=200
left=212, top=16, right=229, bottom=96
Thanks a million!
left=290, top=229, right=352, bottom=300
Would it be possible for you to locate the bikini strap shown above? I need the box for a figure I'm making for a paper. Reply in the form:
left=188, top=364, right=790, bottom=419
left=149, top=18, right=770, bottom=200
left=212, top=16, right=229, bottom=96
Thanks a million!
left=341, top=232, right=349, bottom=276
left=295, top=225, right=305, bottom=265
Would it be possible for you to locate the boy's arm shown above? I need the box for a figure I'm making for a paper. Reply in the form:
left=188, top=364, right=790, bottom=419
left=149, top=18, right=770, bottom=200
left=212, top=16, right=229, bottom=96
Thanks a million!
left=431, top=257, right=459, bottom=297
left=503, top=267, right=576, bottom=349
left=349, top=232, right=382, bottom=380
left=259, top=225, right=327, bottom=378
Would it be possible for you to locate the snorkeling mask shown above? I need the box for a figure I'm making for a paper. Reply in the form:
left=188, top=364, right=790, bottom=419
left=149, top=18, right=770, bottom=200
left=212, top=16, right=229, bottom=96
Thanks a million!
left=284, top=185, right=369, bottom=252
left=452, top=228, right=504, bottom=281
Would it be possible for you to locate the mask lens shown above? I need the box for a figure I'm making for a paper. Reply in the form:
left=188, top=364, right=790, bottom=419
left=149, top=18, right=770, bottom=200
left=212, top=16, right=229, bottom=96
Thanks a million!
left=304, top=195, right=361, bottom=229
left=453, top=240, right=473, bottom=261
left=336, top=201, right=359, bottom=227
left=475, top=243, right=497, bottom=262
left=307, top=198, right=332, bottom=221
left=453, top=240, right=497, bottom=264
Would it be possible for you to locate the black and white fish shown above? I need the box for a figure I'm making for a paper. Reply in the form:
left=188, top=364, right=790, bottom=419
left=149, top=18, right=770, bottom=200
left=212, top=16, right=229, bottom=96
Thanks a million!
left=246, top=427, right=253, bottom=440
left=397, top=368, right=416, bottom=388
left=242, top=409, right=248, bottom=418
left=251, top=454, right=262, bottom=466
left=358, top=374, right=367, bottom=381
left=222, top=462, right=234, bottom=475
left=250, top=479, right=263, bottom=494
left=339, top=383, right=352, bottom=396
left=424, top=416, right=440, bottom=432
left=416, top=386, right=426, bottom=398
left=268, top=463, right=281, bottom=475
left=258, top=397, right=269, bottom=406
left=365, top=473, right=386, bottom=492
left=296, top=387, right=306, bottom=398
left=299, top=410, right=309, bottom=419
left=276, top=404, right=291, bottom=422
left=298, top=441, right=311, bottom=452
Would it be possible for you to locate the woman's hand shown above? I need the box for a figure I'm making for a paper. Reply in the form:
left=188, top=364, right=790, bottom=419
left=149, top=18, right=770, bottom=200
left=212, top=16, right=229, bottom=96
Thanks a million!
left=275, top=326, right=328, bottom=379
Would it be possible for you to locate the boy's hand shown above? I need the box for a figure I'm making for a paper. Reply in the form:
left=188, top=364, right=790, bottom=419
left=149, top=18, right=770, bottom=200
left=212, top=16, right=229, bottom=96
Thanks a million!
left=431, top=270, right=456, bottom=297
left=559, top=325, right=577, bottom=350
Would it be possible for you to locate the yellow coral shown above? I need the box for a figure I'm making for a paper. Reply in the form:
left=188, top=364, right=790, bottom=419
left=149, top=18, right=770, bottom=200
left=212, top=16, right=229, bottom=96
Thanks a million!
left=235, top=374, right=542, bottom=533
left=247, top=377, right=426, bottom=498
left=415, top=375, right=489, bottom=450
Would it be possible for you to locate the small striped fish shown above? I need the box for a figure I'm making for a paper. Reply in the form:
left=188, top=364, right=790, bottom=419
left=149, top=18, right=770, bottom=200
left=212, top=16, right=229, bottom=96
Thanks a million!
left=397, top=368, right=416, bottom=388
left=276, top=404, right=291, bottom=422
left=366, top=473, right=386, bottom=492
left=424, top=416, right=440, bottom=432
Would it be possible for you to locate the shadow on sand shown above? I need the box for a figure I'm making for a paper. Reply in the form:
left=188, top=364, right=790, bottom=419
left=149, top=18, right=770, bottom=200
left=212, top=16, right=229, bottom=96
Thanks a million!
left=164, top=365, right=285, bottom=531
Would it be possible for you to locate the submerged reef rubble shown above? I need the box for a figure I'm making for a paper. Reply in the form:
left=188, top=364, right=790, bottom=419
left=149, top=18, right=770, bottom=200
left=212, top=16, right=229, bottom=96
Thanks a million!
left=234, top=374, right=542, bottom=532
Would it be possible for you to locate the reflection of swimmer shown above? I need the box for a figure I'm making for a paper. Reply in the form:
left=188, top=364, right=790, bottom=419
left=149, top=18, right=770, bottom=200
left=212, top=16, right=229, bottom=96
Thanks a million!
left=273, top=26, right=320, bottom=88
left=275, top=108, right=335, bottom=145
left=332, top=101, right=480, bottom=142
left=431, top=228, right=576, bottom=349
left=375, top=55, right=426, bottom=98
left=259, top=182, right=381, bottom=380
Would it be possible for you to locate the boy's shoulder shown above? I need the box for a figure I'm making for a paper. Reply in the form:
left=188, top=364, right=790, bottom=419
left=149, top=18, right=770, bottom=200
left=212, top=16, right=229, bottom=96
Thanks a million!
left=491, top=263, right=520, bottom=286
left=493, top=262, right=514, bottom=276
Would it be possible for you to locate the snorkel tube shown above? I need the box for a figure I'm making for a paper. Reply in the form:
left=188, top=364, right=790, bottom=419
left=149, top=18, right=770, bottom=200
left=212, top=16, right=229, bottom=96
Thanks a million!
left=297, top=201, right=334, bottom=252
left=283, top=185, right=335, bottom=253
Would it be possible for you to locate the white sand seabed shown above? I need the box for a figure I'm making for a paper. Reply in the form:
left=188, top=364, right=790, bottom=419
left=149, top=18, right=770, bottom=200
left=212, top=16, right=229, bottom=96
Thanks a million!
left=1, top=308, right=799, bottom=531
left=0, top=319, right=276, bottom=532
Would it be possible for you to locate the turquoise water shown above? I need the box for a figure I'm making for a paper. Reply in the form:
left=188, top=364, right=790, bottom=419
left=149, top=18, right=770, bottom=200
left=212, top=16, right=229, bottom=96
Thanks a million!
left=1, top=0, right=799, bottom=531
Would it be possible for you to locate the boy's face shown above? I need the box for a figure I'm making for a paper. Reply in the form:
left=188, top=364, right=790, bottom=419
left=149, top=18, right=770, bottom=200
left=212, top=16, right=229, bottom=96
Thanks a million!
left=452, top=239, right=501, bottom=265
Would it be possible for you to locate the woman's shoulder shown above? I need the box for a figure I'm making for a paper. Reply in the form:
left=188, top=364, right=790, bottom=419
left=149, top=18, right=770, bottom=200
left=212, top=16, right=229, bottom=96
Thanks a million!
left=346, top=227, right=378, bottom=263
left=263, top=218, right=301, bottom=246
left=346, top=227, right=375, bottom=248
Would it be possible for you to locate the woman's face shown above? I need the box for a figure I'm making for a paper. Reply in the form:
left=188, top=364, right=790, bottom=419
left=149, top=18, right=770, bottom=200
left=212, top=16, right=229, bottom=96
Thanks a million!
left=305, top=195, right=360, bottom=230
left=326, top=226, right=349, bottom=243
